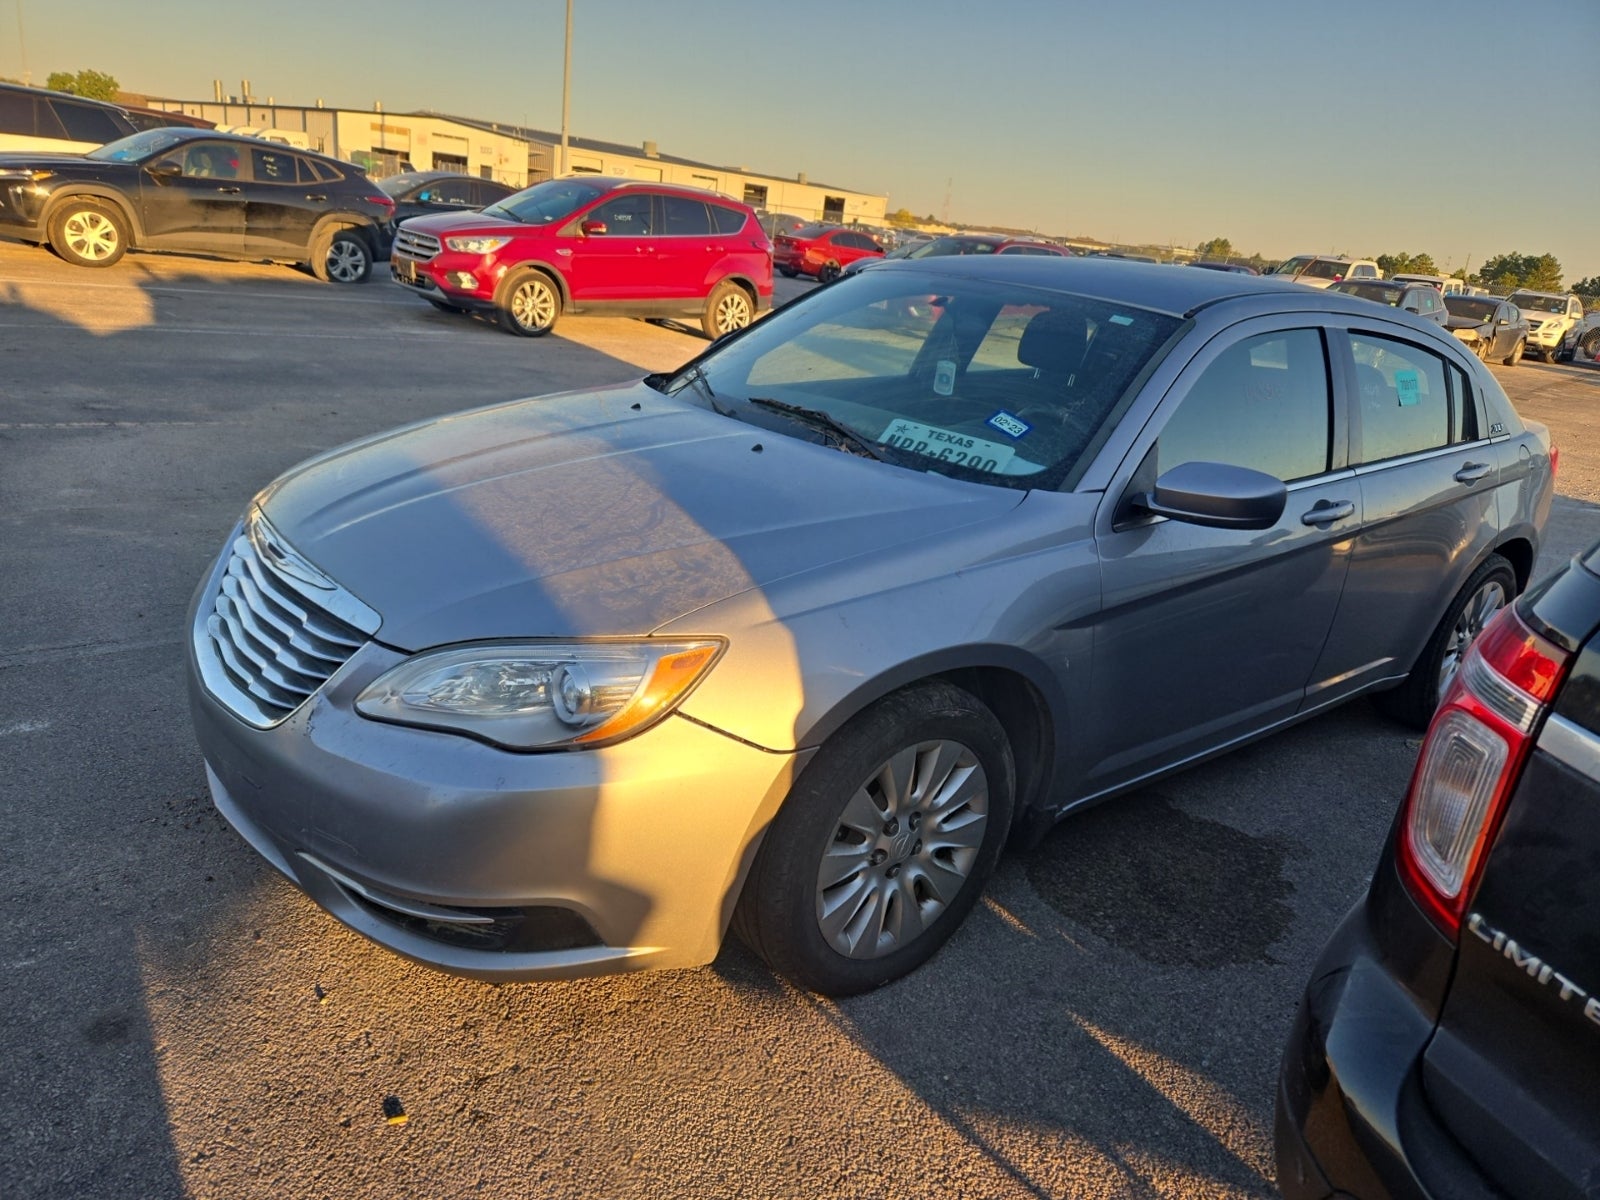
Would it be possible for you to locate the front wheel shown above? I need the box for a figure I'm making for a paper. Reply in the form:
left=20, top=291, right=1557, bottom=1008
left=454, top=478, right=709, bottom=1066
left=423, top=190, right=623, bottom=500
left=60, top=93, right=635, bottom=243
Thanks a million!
left=49, top=199, right=129, bottom=268
left=1503, top=338, right=1524, bottom=366
left=312, top=229, right=371, bottom=283
left=497, top=271, right=561, bottom=336
left=817, top=260, right=842, bottom=284
left=778, top=266, right=798, bottom=278
left=732, top=682, right=1014, bottom=995
left=1542, top=344, right=1559, bottom=365
left=1373, top=553, right=1516, bottom=729
left=701, top=279, right=753, bottom=339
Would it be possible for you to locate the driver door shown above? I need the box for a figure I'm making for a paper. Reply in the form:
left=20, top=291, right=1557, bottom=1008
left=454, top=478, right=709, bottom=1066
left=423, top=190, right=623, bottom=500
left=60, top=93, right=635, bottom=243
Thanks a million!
left=138, top=140, right=248, bottom=256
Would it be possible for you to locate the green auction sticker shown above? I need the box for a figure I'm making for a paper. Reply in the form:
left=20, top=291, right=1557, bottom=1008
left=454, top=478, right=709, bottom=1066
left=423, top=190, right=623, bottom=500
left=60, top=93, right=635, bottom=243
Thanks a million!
left=1395, top=369, right=1420, bottom=406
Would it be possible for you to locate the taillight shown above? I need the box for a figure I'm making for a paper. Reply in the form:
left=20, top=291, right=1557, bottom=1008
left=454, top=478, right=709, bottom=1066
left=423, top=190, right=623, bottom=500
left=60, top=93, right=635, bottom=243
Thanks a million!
left=1550, top=444, right=1559, bottom=481
left=1397, top=605, right=1572, bottom=934
left=366, top=194, right=396, bottom=211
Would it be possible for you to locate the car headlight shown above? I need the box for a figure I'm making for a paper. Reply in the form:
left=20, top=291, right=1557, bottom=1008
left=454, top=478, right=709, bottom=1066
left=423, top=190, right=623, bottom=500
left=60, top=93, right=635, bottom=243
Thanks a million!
left=444, top=235, right=511, bottom=254
left=355, top=640, right=724, bottom=750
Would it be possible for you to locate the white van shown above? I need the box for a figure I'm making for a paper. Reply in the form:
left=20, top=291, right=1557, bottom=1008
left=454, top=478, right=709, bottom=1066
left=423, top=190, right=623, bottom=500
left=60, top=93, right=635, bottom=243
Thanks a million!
left=1390, top=273, right=1468, bottom=296
left=0, top=82, right=137, bottom=153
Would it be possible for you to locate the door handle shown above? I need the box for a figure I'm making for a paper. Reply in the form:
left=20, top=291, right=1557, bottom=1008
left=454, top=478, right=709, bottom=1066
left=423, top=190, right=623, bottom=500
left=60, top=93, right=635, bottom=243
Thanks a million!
left=215, top=186, right=242, bottom=194
left=1300, top=499, right=1355, bottom=526
left=1453, top=461, right=1492, bottom=483
left=304, top=193, right=327, bottom=202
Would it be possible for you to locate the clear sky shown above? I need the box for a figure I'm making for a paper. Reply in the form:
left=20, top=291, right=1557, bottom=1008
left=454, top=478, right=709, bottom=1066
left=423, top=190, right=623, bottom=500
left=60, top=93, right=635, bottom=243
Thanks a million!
left=7, top=0, right=1598, bottom=281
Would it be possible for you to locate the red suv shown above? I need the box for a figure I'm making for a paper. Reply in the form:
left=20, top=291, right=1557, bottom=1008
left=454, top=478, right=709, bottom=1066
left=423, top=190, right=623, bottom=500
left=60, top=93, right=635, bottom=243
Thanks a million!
left=390, top=177, right=773, bottom=338
left=774, top=224, right=884, bottom=281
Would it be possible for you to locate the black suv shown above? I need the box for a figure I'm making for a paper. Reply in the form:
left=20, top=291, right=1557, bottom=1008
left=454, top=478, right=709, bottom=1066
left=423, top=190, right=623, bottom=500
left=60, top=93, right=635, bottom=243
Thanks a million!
left=0, top=127, right=395, bottom=282
left=376, top=170, right=518, bottom=256
left=1277, top=538, right=1600, bottom=1198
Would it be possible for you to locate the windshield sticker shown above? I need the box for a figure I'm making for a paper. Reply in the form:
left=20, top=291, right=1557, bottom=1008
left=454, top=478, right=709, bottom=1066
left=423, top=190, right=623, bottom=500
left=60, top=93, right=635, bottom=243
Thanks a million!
left=987, top=411, right=1032, bottom=439
left=1395, top=369, right=1421, bottom=406
left=879, top=419, right=1017, bottom=472
left=933, top=360, right=957, bottom=396
left=1108, top=314, right=1135, bottom=326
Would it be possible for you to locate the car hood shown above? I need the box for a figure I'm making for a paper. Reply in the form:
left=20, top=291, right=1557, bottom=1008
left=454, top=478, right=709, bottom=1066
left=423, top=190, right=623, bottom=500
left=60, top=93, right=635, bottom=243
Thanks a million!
left=397, top=208, right=532, bottom=238
left=0, top=152, right=98, bottom=168
left=255, top=382, right=1023, bottom=650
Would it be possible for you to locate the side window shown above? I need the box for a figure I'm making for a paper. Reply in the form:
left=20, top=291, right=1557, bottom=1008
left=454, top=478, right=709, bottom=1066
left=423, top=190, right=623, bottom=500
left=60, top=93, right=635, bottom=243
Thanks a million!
left=431, top=179, right=474, bottom=205
left=1350, top=334, right=1451, bottom=463
left=0, top=90, right=35, bottom=136
left=1157, top=329, right=1331, bottom=481
left=707, top=204, right=746, bottom=235
left=308, top=159, right=342, bottom=183
left=661, top=196, right=711, bottom=236
left=590, top=192, right=654, bottom=235
left=181, top=142, right=242, bottom=180
left=1447, top=362, right=1479, bottom=445
left=51, top=99, right=123, bottom=145
left=251, top=147, right=296, bottom=184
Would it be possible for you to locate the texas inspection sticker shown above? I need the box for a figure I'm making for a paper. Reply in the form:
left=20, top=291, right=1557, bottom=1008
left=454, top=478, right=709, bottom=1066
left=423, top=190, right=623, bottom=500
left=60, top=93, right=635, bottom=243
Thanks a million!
left=879, top=420, right=1016, bottom=472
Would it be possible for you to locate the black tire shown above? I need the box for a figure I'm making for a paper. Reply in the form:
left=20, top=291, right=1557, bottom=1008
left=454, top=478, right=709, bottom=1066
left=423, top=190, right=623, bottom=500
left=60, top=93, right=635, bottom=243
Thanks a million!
left=702, top=279, right=754, bottom=339
left=1542, top=344, right=1559, bottom=365
left=1503, top=338, right=1523, bottom=366
left=1372, top=553, right=1517, bottom=729
left=496, top=270, right=562, bottom=336
left=732, top=682, right=1014, bottom=996
left=817, top=260, right=842, bottom=284
left=1580, top=328, right=1600, bottom=361
left=778, top=266, right=798, bottom=278
left=311, top=229, right=371, bottom=284
left=426, top=298, right=465, bottom=314
left=49, top=198, right=129, bottom=268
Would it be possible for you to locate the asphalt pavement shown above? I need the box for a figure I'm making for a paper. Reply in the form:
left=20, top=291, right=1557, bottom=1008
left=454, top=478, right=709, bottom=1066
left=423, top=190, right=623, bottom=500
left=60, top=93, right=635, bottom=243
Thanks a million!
left=2, top=243, right=1597, bottom=1200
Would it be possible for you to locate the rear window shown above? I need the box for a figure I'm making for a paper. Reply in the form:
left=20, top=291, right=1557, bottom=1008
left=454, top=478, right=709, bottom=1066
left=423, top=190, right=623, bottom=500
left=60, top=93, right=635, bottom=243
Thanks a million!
left=0, top=90, right=38, bottom=136
left=708, top=204, right=747, bottom=235
left=791, top=224, right=834, bottom=239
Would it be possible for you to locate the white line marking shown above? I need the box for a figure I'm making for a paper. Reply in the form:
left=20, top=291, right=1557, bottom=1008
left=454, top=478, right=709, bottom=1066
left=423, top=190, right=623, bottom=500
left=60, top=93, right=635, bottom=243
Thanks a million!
left=0, top=719, right=50, bottom=735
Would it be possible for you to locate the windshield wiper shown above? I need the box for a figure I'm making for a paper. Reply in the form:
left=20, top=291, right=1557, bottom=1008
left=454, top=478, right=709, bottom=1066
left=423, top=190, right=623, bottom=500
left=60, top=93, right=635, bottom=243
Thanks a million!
left=745, top=397, right=895, bottom=462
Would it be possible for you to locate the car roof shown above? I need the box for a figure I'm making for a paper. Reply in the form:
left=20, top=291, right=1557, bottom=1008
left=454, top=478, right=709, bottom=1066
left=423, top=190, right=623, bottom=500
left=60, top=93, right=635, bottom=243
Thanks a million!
left=560, top=175, right=747, bottom=204
left=121, top=127, right=356, bottom=169
left=872, top=254, right=1328, bottom=316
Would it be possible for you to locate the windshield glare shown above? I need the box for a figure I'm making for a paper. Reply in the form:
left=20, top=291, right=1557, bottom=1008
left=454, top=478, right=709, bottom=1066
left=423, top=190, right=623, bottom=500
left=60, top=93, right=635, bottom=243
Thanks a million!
left=677, top=271, right=1182, bottom=491
left=88, top=130, right=191, bottom=161
left=484, top=178, right=606, bottom=225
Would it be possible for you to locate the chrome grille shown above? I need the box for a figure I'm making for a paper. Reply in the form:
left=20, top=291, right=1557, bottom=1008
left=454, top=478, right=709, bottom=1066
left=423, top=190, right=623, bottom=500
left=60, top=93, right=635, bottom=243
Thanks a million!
left=197, top=512, right=377, bottom=727
left=394, top=228, right=441, bottom=261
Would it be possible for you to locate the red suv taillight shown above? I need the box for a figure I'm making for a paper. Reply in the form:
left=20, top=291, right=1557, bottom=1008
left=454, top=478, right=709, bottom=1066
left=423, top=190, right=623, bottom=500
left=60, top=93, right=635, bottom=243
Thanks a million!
left=1396, top=605, right=1573, bottom=935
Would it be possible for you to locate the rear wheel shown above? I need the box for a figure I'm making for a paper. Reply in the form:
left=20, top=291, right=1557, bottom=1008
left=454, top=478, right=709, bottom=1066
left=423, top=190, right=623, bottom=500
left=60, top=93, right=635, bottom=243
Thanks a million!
left=702, top=279, right=753, bottom=339
left=1373, top=553, right=1516, bottom=729
left=733, top=682, right=1014, bottom=995
left=778, top=266, right=798, bottom=278
left=49, top=199, right=129, bottom=268
left=497, top=270, right=561, bottom=336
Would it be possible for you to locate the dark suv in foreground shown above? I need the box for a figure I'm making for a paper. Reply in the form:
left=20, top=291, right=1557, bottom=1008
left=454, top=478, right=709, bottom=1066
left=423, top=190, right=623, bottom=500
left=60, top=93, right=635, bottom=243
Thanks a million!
left=0, top=127, right=394, bottom=281
left=1277, top=536, right=1600, bottom=1199
left=390, top=176, right=773, bottom=338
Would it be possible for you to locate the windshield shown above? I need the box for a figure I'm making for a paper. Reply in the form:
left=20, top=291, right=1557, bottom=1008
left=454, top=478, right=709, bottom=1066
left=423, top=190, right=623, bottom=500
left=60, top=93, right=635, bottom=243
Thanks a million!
left=1269, top=256, right=1316, bottom=276
left=483, top=178, right=606, bottom=225
left=910, top=237, right=1000, bottom=258
left=1331, top=282, right=1398, bottom=304
left=669, top=270, right=1183, bottom=492
left=1445, top=297, right=1497, bottom=321
left=87, top=130, right=191, bottom=162
left=1506, top=292, right=1566, bottom=314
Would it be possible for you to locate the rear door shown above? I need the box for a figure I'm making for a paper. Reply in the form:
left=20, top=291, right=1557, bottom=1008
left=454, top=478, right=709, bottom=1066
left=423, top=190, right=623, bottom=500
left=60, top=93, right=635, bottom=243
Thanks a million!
left=654, top=194, right=716, bottom=299
left=243, top=146, right=326, bottom=257
left=1304, top=328, right=1498, bottom=706
left=1420, top=565, right=1600, bottom=1199
left=1083, top=320, right=1356, bottom=794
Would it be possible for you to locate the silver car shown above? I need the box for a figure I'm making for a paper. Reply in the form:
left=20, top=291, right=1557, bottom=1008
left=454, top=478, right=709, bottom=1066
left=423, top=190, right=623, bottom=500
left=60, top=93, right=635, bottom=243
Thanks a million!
left=187, top=258, right=1555, bottom=996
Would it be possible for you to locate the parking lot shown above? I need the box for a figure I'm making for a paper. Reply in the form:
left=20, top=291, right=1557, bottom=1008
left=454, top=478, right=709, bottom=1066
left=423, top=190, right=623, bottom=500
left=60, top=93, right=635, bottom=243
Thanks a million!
left=2, top=241, right=1597, bottom=1200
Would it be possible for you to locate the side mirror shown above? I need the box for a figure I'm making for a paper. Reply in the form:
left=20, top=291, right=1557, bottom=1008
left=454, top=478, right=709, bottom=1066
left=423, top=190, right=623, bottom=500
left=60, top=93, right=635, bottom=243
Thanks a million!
left=1133, top=461, right=1287, bottom=530
left=1403, top=303, right=1420, bottom=313
left=147, top=161, right=181, bottom=179
left=580, top=219, right=608, bottom=236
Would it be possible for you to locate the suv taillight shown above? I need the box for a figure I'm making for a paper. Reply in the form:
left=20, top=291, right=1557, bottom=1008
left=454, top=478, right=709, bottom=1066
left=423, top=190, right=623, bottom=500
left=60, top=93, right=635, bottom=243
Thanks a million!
left=365, top=194, right=396, bottom=211
left=1397, top=605, right=1572, bottom=935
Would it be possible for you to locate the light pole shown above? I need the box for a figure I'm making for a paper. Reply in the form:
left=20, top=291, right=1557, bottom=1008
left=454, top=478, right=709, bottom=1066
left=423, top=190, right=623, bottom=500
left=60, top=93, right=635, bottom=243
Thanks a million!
left=16, top=0, right=29, bottom=85
left=559, top=0, right=572, bottom=176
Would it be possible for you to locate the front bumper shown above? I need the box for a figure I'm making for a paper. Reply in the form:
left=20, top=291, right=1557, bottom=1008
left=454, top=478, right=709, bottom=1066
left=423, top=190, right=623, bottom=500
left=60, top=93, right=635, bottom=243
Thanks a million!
left=390, top=247, right=504, bottom=307
left=186, top=547, right=808, bottom=981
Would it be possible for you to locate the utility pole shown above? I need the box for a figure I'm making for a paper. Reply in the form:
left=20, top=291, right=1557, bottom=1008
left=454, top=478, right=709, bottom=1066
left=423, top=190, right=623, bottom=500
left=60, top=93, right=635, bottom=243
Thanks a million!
left=16, top=0, right=28, bottom=85
left=559, top=0, right=572, bottom=176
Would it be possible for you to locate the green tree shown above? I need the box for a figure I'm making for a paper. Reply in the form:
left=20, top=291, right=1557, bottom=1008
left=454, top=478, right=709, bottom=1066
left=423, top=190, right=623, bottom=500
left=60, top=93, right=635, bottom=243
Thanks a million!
left=44, top=69, right=120, bottom=101
left=1375, top=251, right=1437, bottom=276
left=886, top=208, right=917, bottom=227
left=1477, top=251, right=1563, bottom=293
left=1573, top=276, right=1600, bottom=298
left=1195, top=236, right=1233, bottom=259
